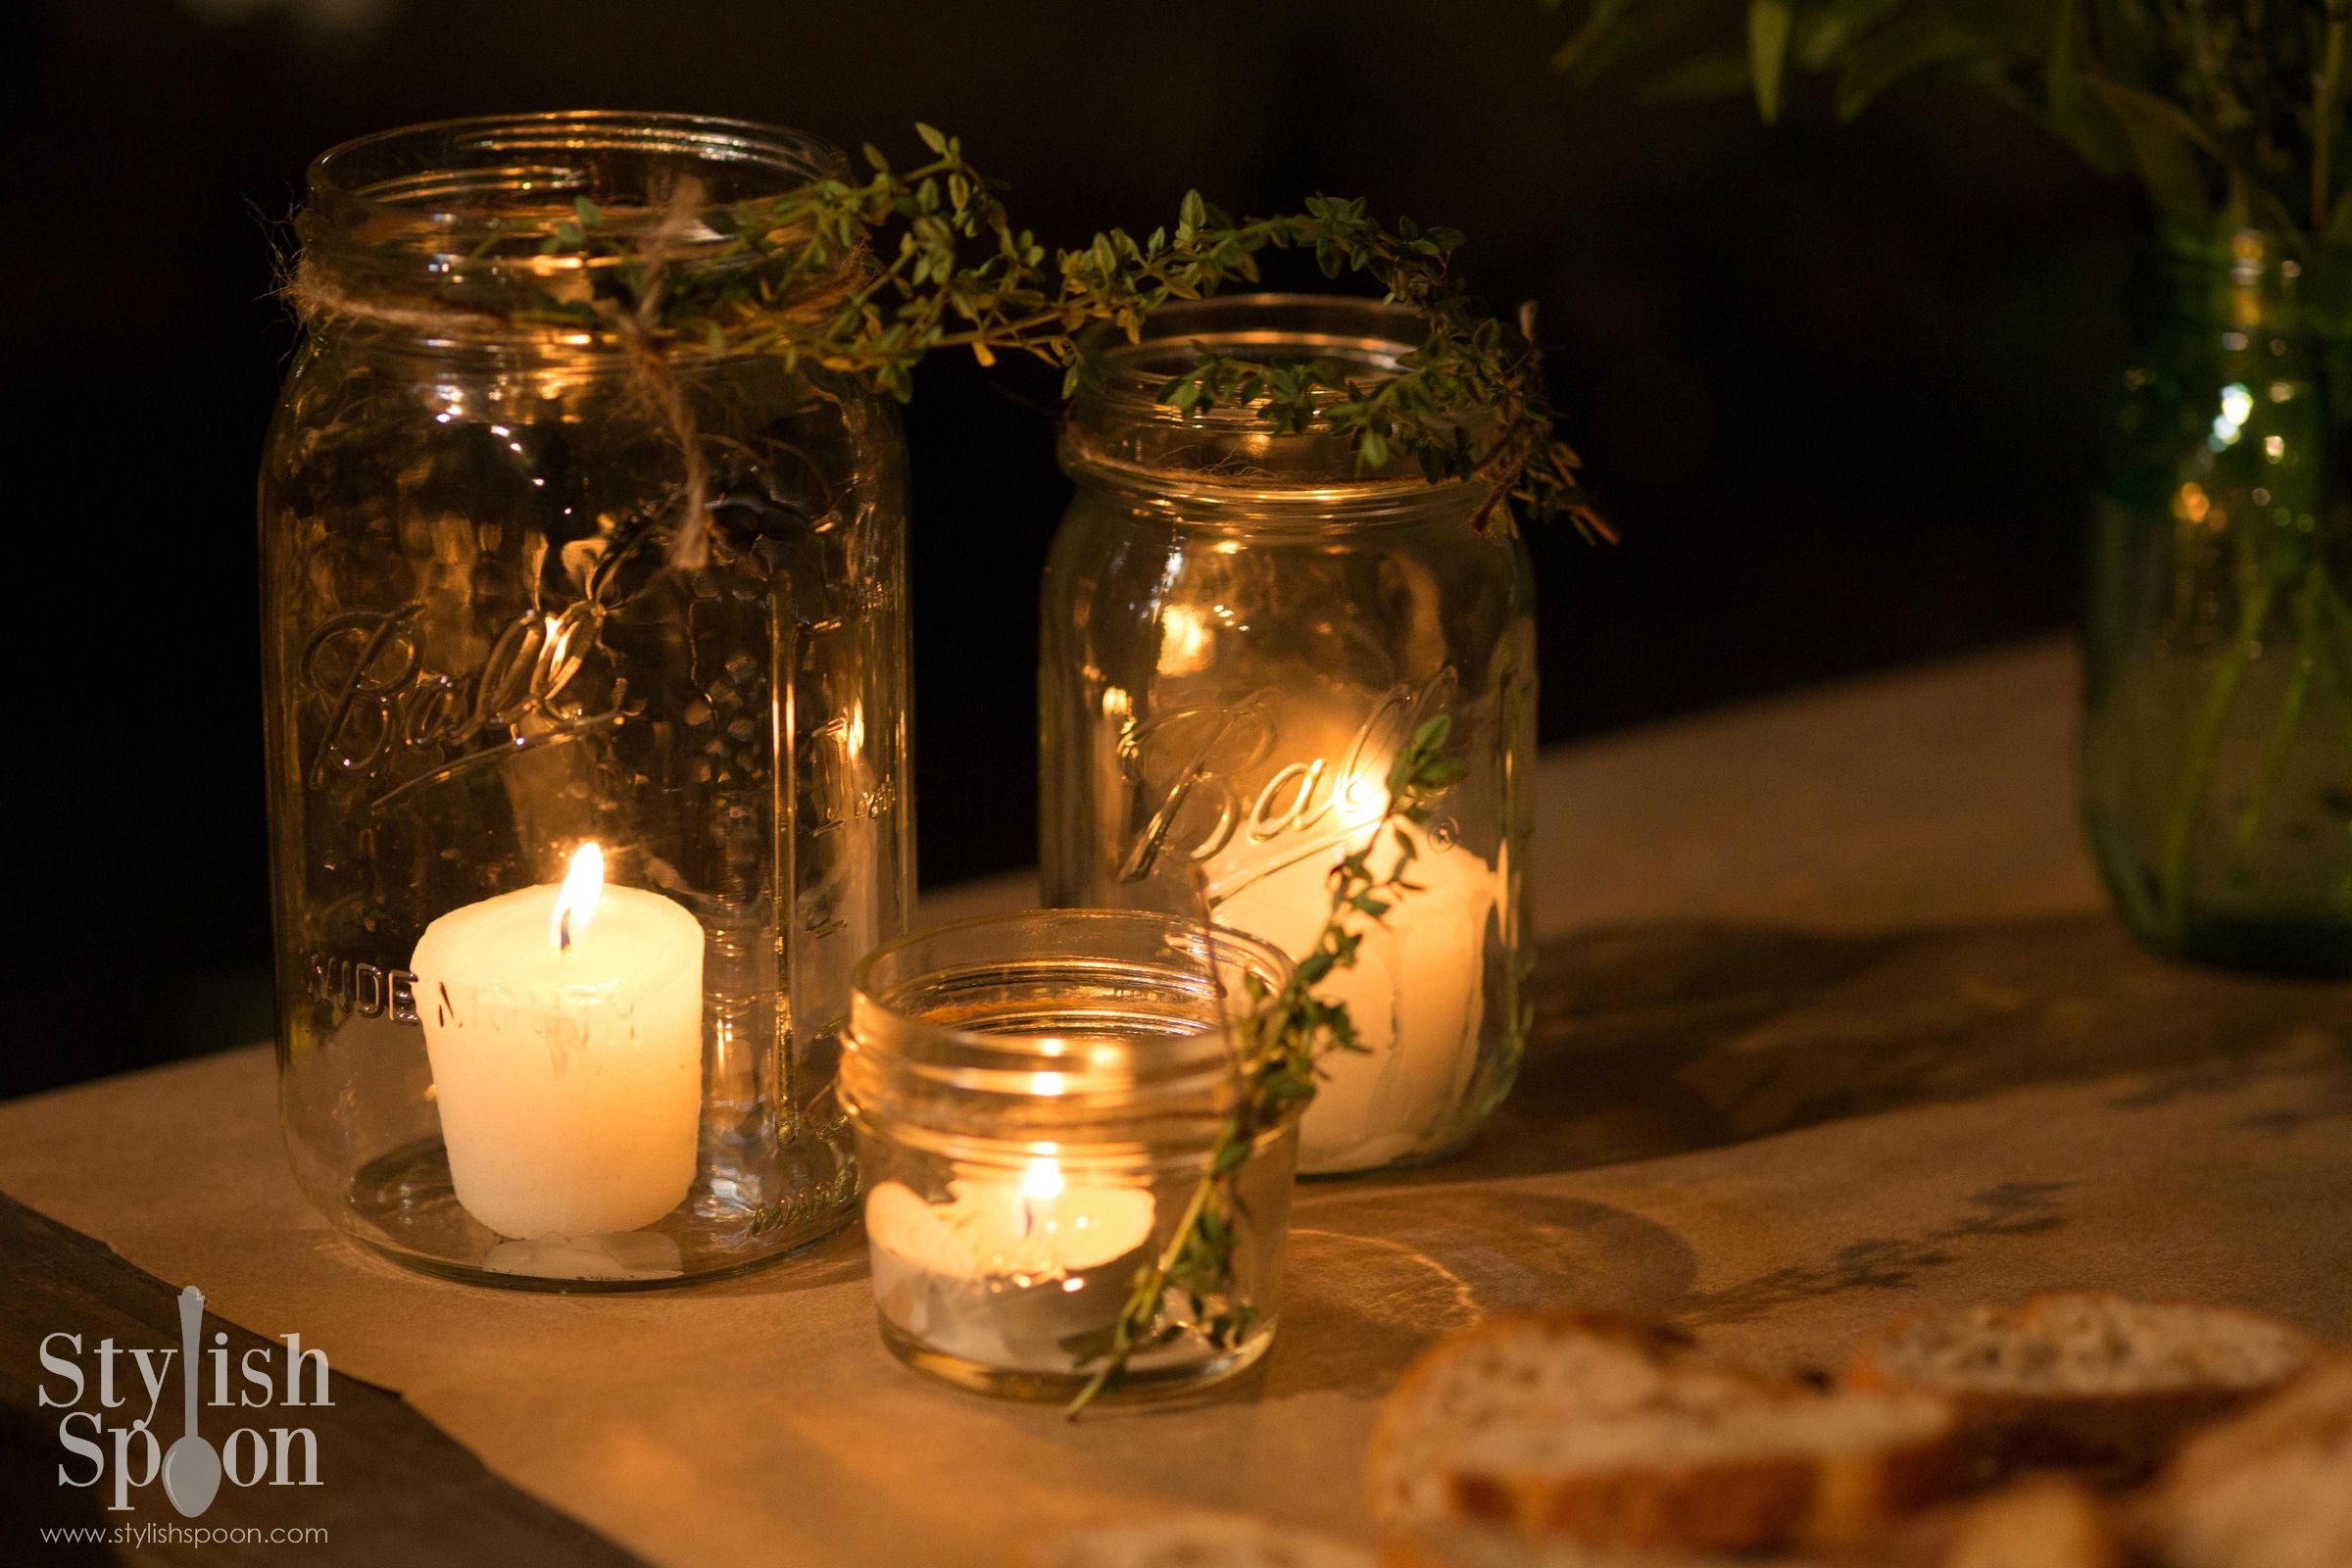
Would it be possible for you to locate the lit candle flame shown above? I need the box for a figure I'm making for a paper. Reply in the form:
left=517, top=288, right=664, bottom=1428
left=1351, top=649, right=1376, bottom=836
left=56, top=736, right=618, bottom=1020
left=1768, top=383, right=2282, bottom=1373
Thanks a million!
left=1018, top=1157, right=1064, bottom=1202
left=1336, top=759, right=1393, bottom=832
left=552, top=842, right=605, bottom=954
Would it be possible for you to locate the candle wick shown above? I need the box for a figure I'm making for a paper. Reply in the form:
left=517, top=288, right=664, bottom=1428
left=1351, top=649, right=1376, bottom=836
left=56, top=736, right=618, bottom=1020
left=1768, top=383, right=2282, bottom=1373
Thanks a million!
left=558, top=908, right=573, bottom=954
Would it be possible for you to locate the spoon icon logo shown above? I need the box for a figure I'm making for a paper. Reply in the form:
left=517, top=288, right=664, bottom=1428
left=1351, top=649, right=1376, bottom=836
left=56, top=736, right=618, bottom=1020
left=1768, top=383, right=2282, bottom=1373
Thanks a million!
left=160, top=1286, right=222, bottom=1518
left=35, top=1284, right=330, bottom=1511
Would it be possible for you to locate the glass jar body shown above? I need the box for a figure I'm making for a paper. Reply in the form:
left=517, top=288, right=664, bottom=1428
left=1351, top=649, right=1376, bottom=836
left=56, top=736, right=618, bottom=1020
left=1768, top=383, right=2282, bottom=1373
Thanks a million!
left=2083, top=235, right=2352, bottom=974
left=260, top=117, right=914, bottom=1286
left=841, top=910, right=1297, bottom=1401
left=1040, top=318, right=1538, bottom=1175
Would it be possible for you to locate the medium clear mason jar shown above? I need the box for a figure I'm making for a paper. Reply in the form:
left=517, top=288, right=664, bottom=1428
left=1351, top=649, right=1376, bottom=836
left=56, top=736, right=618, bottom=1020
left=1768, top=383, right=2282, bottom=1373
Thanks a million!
left=1039, top=296, right=1538, bottom=1176
left=260, top=113, right=913, bottom=1287
left=840, top=910, right=1296, bottom=1401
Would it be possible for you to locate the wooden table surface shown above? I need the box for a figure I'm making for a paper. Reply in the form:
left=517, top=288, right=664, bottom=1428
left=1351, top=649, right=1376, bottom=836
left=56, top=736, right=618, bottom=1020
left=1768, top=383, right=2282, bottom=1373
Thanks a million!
left=5, top=638, right=2349, bottom=1565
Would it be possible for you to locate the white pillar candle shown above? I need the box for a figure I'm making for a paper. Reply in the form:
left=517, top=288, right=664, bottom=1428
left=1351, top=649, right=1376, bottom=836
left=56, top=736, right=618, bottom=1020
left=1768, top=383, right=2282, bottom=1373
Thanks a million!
left=411, top=844, right=704, bottom=1240
left=1215, top=821, right=1497, bottom=1172
left=864, top=1158, right=1156, bottom=1372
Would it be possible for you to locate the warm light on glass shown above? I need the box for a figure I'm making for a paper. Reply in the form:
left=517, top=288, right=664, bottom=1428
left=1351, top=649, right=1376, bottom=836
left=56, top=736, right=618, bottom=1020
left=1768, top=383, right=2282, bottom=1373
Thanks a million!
left=1158, top=605, right=1213, bottom=675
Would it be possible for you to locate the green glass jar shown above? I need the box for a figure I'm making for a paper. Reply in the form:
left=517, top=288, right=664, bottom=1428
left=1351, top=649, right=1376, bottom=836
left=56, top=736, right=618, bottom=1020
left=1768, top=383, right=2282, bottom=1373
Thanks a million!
left=2083, top=231, right=2352, bottom=974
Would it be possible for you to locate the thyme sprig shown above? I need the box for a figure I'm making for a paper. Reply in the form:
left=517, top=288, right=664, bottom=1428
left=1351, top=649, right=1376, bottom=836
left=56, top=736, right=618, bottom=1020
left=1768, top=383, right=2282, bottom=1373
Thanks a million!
left=529, top=125, right=1602, bottom=537
left=1064, top=715, right=1468, bottom=1416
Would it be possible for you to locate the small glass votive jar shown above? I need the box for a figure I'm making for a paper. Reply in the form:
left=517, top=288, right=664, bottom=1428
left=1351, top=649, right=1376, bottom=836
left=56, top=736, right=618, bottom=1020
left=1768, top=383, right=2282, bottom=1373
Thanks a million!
left=840, top=909, right=1297, bottom=1402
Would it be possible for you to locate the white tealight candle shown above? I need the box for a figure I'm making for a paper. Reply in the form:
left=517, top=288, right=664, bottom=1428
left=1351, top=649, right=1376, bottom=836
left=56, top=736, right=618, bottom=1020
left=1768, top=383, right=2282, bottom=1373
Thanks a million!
left=411, top=844, right=705, bottom=1240
left=1216, top=818, right=1498, bottom=1173
left=864, top=1158, right=1156, bottom=1373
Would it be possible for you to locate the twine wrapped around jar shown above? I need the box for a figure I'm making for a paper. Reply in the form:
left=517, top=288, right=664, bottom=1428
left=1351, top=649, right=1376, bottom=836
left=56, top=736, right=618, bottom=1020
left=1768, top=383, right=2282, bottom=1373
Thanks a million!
left=286, top=168, right=852, bottom=572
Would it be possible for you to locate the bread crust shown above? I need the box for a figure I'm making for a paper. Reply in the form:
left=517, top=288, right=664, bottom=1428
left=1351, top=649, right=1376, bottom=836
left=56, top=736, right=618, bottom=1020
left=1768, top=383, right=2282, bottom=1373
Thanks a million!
left=1368, top=1312, right=1754, bottom=1530
left=1848, top=1291, right=2320, bottom=1485
left=2124, top=1354, right=2352, bottom=1567
left=1371, top=1311, right=1964, bottom=1553
left=1848, top=1476, right=2125, bottom=1568
left=1027, top=1514, right=1378, bottom=1568
left=2150, top=1353, right=2352, bottom=1494
left=1446, top=1423, right=1964, bottom=1551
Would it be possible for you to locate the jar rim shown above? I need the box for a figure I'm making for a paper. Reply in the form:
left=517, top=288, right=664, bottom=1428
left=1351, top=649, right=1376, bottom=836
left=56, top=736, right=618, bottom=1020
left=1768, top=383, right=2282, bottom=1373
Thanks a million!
left=308, top=110, right=843, bottom=242
left=844, top=908, right=1291, bottom=1119
left=1074, top=293, right=1423, bottom=424
left=1060, top=293, right=1492, bottom=513
left=295, top=111, right=851, bottom=348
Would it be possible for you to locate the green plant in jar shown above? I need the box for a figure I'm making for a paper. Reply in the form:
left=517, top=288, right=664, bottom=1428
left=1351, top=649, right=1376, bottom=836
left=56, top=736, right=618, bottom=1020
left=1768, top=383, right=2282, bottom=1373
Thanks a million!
left=1550, top=0, right=2352, bottom=969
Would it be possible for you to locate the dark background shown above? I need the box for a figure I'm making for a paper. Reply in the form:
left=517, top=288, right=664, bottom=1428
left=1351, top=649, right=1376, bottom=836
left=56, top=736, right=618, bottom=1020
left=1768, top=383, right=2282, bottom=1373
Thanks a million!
left=0, top=0, right=2137, bottom=1099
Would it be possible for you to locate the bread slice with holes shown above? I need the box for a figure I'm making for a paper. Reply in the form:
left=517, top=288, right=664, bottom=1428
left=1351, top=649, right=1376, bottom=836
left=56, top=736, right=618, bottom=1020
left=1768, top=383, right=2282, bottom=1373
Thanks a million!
left=2130, top=1357, right=2352, bottom=1568
left=1870, top=1475, right=2125, bottom=1568
left=1028, top=1515, right=1377, bottom=1568
left=1385, top=1523, right=1822, bottom=1567
left=1368, top=1312, right=1964, bottom=1554
left=1391, top=1475, right=2118, bottom=1568
left=1387, top=1522, right=1833, bottom=1567
left=1849, top=1292, right=2320, bottom=1483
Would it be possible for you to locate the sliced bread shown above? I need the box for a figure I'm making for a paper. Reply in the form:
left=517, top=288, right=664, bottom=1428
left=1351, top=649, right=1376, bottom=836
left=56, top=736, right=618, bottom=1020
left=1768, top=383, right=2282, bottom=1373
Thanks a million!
left=1391, top=1478, right=2117, bottom=1568
left=1849, top=1292, right=2319, bottom=1482
left=1369, top=1315, right=1776, bottom=1533
left=1386, top=1522, right=1821, bottom=1567
left=2132, top=1358, right=2352, bottom=1568
left=1029, top=1515, right=1376, bottom=1568
left=1863, top=1476, right=2124, bottom=1568
left=1368, top=1311, right=1962, bottom=1553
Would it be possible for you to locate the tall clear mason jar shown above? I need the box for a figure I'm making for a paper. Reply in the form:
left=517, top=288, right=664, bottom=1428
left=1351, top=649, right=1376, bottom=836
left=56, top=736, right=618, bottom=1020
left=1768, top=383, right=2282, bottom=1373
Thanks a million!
left=1039, top=295, right=1538, bottom=1176
left=260, top=114, right=913, bottom=1287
